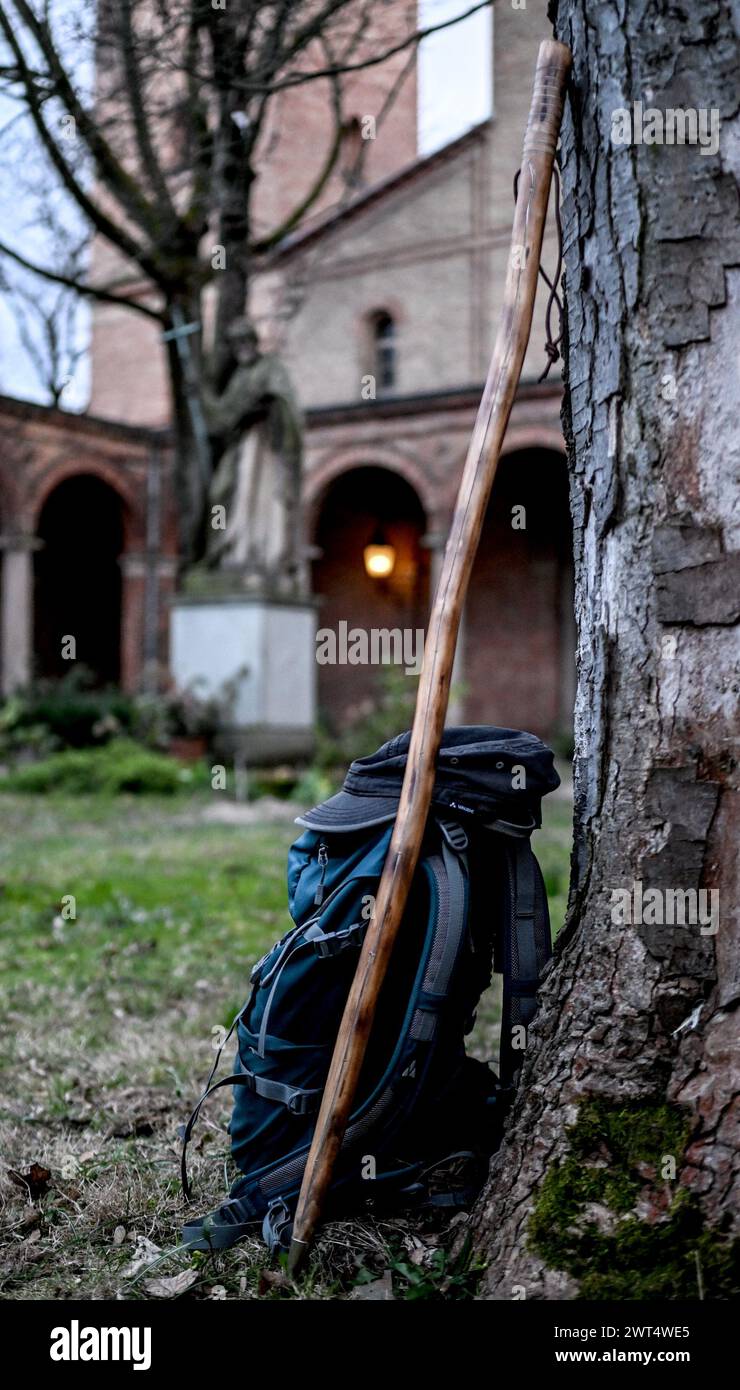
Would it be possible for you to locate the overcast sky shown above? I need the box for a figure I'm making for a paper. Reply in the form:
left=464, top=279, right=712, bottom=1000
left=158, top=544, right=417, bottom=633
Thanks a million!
left=418, top=0, right=492, bottom=155
left=0, top=2, right=492, bottom=409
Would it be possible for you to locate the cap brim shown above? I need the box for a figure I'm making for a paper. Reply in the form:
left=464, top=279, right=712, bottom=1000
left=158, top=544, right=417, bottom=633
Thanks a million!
left=295, top=789, right=399, bottom=832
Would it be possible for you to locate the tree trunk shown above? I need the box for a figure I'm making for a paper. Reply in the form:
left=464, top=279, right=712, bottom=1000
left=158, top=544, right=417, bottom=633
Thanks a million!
left=471, top=0, right=740, bottom=1300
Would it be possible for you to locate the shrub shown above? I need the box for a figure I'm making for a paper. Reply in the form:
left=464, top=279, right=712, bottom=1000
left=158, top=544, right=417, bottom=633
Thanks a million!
left=290, top=766, right=337, bottom=808
left=316, top=667, right=420, bottom=770
left=0, top=669, right=135, bottom=757
left=0, top=670, right=233, bottom=761
left=1, top=738, right=193, bottom=796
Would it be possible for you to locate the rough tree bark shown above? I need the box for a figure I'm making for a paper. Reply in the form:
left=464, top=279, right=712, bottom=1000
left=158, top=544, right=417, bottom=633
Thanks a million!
left=471, top=0, right=740, bottom=1299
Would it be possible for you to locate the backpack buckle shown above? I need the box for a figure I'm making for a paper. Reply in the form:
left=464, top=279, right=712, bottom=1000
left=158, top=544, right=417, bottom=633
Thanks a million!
left=250, top=950, right=271, bottom=982
left=436, top=818, right=469, bottom=853
left=262, top=1198, right=293, bottom=1254
left=312, top=922, right=365, bottom=958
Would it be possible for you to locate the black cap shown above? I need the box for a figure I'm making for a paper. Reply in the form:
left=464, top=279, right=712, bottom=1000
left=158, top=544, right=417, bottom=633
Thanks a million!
left=296, top=726, right=560, bottom=833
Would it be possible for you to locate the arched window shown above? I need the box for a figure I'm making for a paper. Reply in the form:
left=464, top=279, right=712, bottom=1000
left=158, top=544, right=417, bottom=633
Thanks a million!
left=371, top=310, right=396, bottom=394
left=340, top=115, right=363, bottom=188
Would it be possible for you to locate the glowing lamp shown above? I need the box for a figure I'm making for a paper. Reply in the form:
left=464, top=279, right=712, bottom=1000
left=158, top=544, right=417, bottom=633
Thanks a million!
left=363, top=527, right=395, bottom=579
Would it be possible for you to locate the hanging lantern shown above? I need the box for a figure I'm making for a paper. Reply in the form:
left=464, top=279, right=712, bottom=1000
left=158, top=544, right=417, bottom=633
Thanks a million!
left=363, top=525, right=396, bottom=579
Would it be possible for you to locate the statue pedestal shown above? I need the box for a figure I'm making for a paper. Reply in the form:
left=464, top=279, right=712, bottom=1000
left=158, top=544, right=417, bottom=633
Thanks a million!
left=169, top=592, right=317, bottom=763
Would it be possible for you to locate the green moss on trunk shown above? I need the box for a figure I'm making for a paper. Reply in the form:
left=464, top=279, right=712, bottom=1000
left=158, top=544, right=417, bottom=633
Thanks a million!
left=529, top=1100, right=739, bottom=1299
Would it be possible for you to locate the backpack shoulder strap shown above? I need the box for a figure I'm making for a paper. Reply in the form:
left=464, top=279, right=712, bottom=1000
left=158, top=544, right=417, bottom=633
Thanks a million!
left=499, top=837, right=551, bottom=1087
left=404, top=818, right=469, bottom=1045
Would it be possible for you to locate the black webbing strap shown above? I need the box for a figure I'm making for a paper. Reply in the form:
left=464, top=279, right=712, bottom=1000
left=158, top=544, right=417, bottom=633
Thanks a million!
left=512, top=838, right=539, bottom=1017
left=181, top=1072, right=249, bottom=1202
left=499, top=838, right=551, bottom=1086
left=182, top=1191, right=262, bottom=1253
left=180, top=1069, right=323, bottom=1201
left=179, top=1001, right=247, bottom=1200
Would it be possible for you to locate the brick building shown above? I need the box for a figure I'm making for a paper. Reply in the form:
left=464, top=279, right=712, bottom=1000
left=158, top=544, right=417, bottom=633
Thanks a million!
left=0, top=0, right=573, bottom=743
left=0, top=396, right=176, bottom=695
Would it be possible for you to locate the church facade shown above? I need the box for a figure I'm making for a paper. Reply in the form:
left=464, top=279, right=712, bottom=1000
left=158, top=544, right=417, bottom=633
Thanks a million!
left=0, top=0, right=574, bottom=748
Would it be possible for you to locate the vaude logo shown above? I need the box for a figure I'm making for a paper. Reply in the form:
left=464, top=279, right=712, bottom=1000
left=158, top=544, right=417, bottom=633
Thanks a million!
left=50, top=1320, right=151, bottom=1371
left=316, top=621, right=424, bottom=675
left=611, top=100, right=720, bottom=155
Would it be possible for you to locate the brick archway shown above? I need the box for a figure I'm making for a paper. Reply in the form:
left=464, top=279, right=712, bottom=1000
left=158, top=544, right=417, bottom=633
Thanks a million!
left=33, top=474, right=127, bottom=686
left=310, top=463, right=430, bottom=734
left=0, top=399, right=175, bottom=696
left=304, top=445, right=438, bottom=541
left=29, top=461, right=139, bottom=544
left=464, top=446, right=574, bottom=739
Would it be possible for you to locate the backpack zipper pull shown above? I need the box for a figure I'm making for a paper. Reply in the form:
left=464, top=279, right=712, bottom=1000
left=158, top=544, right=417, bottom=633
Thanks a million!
left=314, top=842, right=328, bottom=905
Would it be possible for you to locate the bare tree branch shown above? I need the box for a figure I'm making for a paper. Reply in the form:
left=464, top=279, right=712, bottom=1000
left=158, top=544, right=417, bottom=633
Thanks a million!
left=0, top=235, right=164, bottom=320
left=8, top=280, right=86, bottom=404
left=250, top=36, right=348, bottom=254
left=8, top=0, right=167, bottom=241
left=0, top=6, right=159, bottom=279
left=118, top=0, right=177, bottom=215
left=240, top=1, right=493, bottom=94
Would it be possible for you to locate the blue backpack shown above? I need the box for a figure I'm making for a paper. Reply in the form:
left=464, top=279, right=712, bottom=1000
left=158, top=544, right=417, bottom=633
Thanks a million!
left=181, top=727, right=559, bottom=1254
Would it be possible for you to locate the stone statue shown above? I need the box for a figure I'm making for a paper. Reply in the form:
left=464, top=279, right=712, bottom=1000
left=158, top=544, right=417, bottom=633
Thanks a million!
left=202, top=320, right=305, bottom=596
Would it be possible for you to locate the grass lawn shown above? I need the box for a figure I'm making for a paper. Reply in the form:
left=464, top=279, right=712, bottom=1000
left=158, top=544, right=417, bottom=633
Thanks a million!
left=0, top=785, right=572, bottom=1301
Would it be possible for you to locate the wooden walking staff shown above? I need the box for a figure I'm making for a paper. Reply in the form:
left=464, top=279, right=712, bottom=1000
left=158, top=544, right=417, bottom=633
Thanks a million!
left=288, top=38, right=572, bottom=1275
